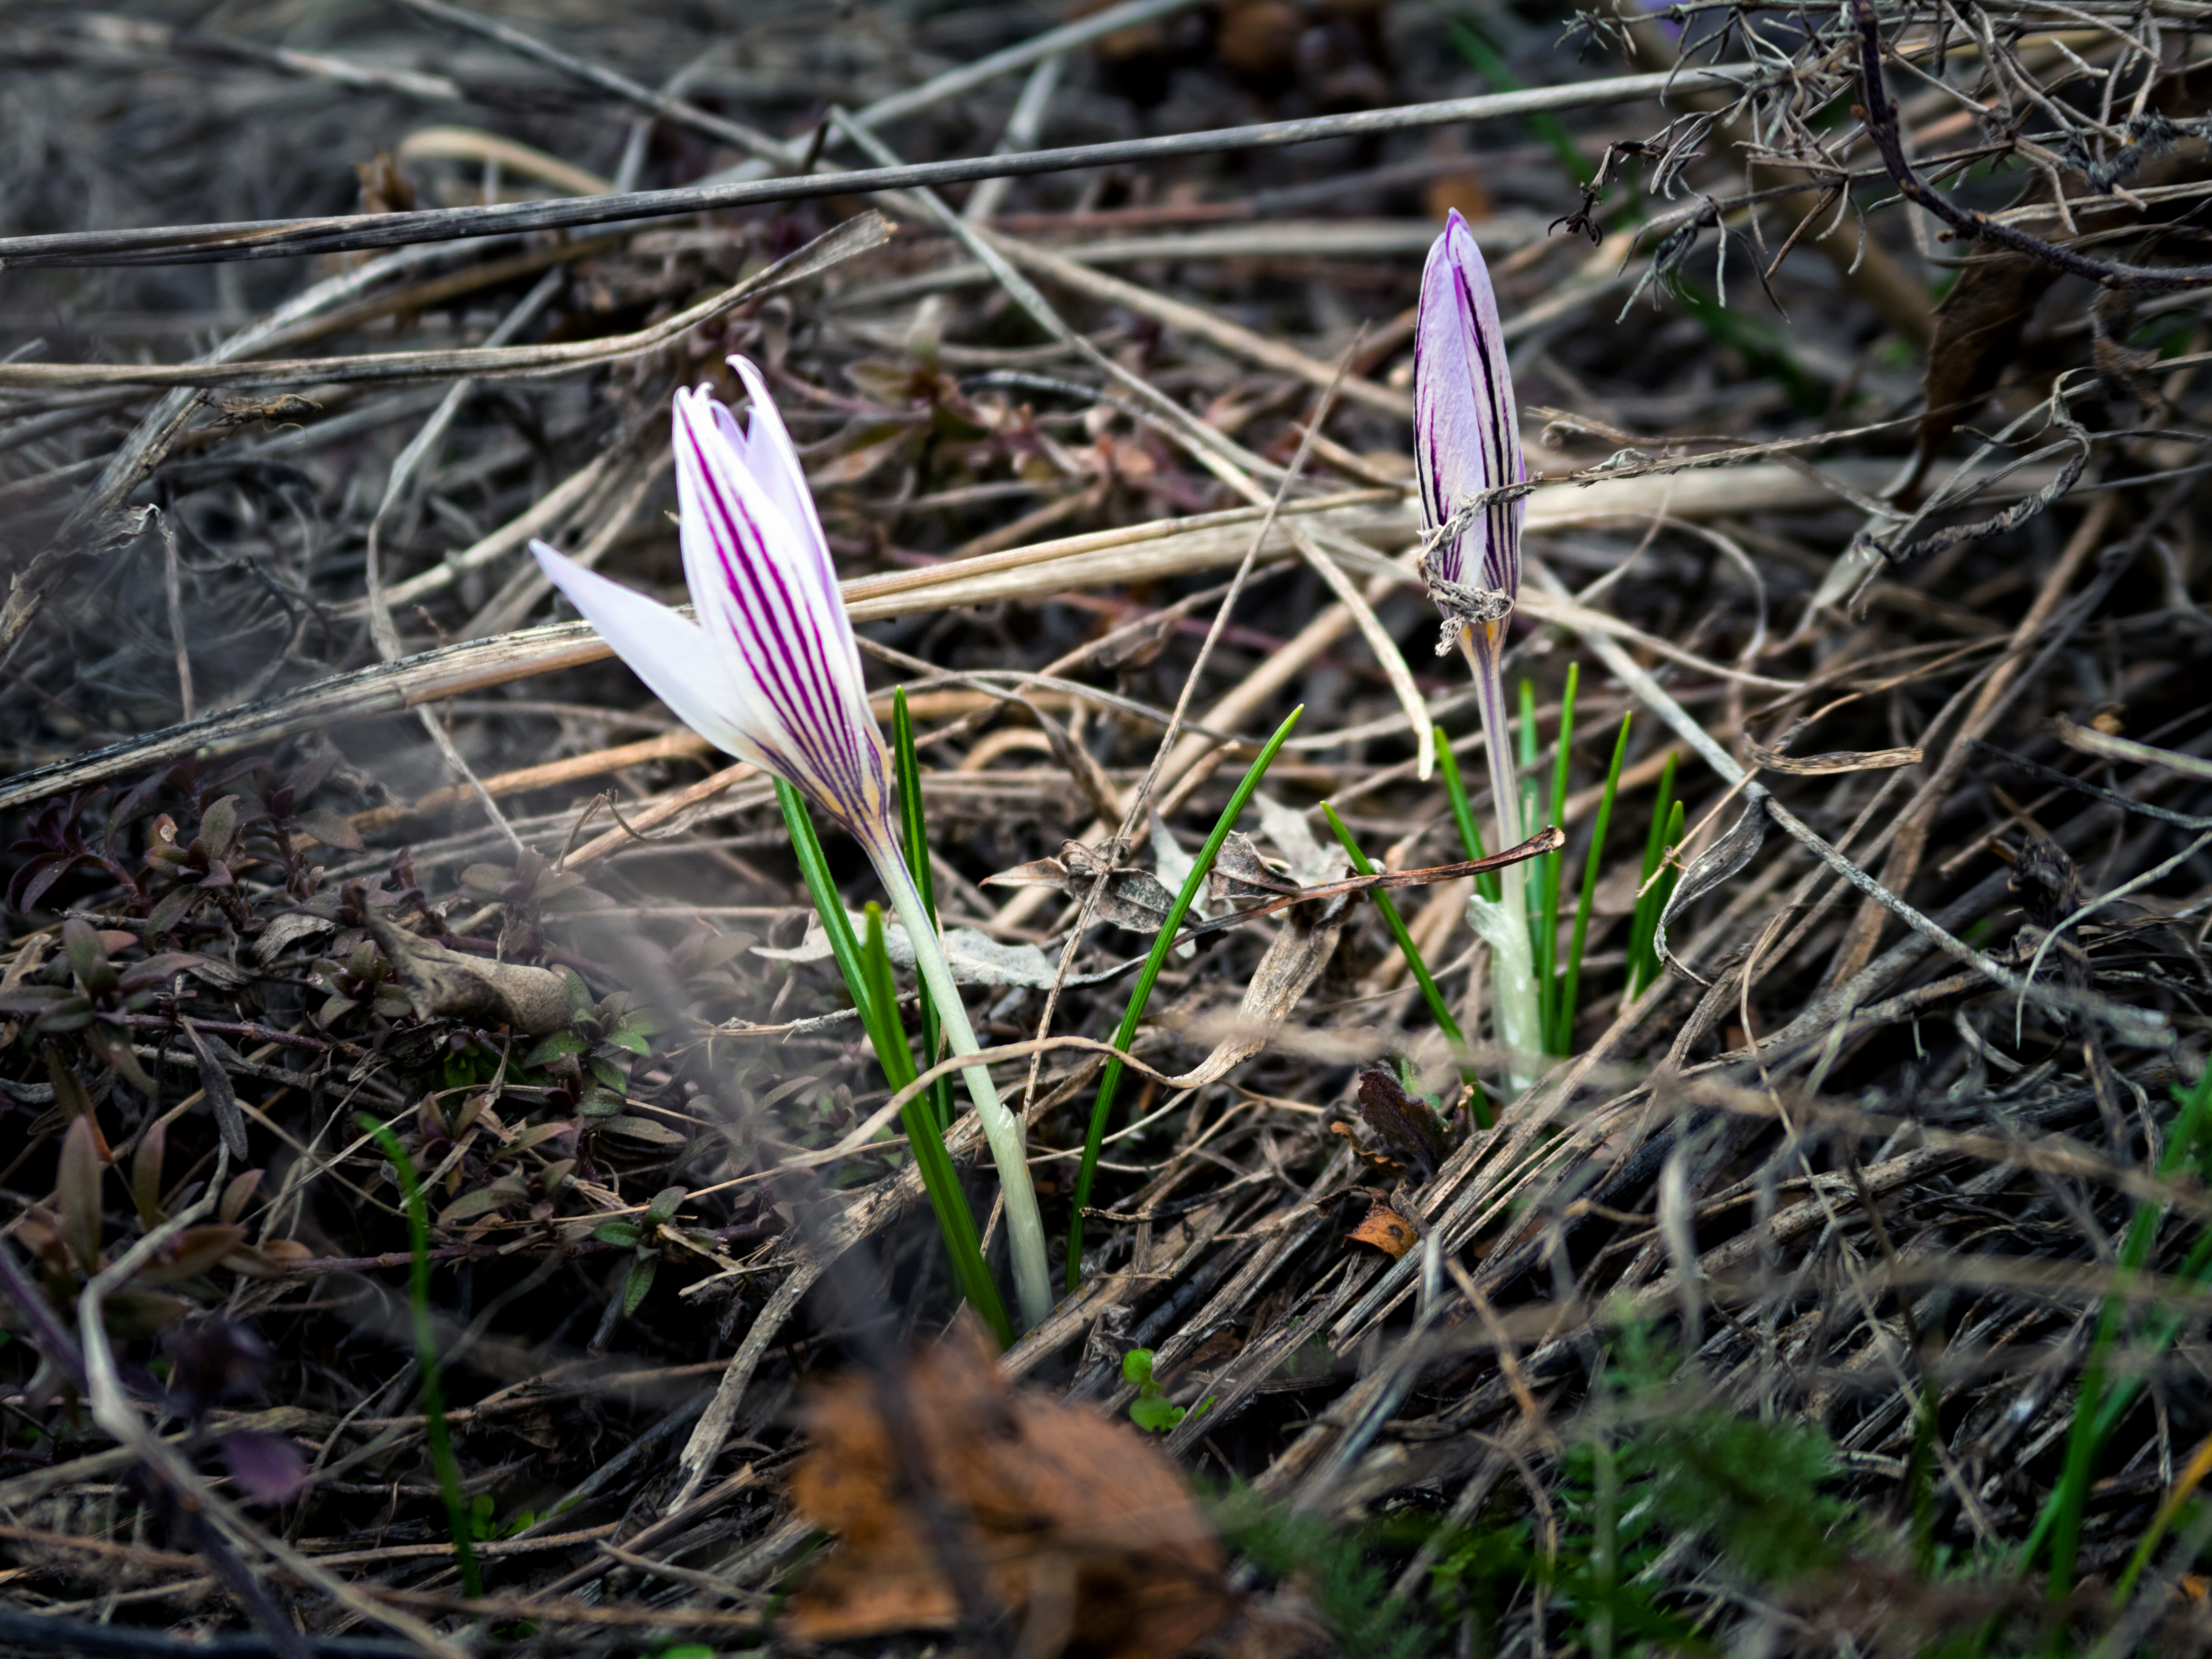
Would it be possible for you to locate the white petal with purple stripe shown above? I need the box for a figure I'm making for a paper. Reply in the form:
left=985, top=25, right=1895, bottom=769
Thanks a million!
left=1414, top=208, right=1524, bottom=611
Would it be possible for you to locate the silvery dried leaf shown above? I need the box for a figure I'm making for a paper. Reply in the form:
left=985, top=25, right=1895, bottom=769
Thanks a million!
left=1253, top=793, right=1348, bottom=888
left=1150, top=811, right=1198, bottom=899
left=1653, top=799, right=1767, bottom=984
left=757, top=915, right=1061, bottom=989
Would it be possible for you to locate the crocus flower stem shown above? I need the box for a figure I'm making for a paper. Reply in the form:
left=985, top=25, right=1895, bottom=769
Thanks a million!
left=867, top=845, right=1054, bottom=1329
left=1462, top=627, right=1543, bottom=1086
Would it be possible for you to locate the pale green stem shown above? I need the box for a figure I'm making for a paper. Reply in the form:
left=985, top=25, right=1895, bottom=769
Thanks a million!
left=1461, top=627, right=1542, bottom=1088
left=869, top=845, right=1053, bottom=1328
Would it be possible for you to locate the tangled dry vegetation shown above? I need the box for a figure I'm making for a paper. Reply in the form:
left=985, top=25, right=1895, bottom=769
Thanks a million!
left=7, top=1, right=2212, bottom=1654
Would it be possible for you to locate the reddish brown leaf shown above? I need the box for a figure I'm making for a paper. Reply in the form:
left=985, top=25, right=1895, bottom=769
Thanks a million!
left=1346, top=1199, right=1417, bottom=1260
left=786, top=1320, right=1232, bottom=1656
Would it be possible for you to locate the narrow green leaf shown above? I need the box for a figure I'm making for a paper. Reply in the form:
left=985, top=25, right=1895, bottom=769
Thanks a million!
left=356, top=1114, right=482, bottom=1598
left=1322, top=802, right=1489, bottom=1129
left=773, top=780, right=877, bottom=1036
left=1539, top=663, right=1577, bottom=1052
left=776, top=783, right=1010, bottom=1346
left=893, top=688, right=955, bottom=1136
left=1067, top=706, right=1304, bottom=1293
left=864, top=906, right=1014, bottom=1348
left=1556, top=713, right=1630, bottom=1054
left=1434, top=727, right=1499, bottom=904
left=1627, top=755, right=1679, bottom=999
left=2043, top=1063, right=2212, bottom=1602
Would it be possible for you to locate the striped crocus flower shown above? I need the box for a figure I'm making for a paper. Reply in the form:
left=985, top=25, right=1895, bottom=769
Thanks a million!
left=1416, top=207, right=1524, bottom=660
left=533, top=357, right=1053, bottom=1326
left=1414, top=211, right=1542, bottom=1083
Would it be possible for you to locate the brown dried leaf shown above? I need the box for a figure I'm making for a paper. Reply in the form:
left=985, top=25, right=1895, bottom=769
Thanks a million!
left=786, top=1320, right=1232, bottom=1656
left=131, top=1119, right=167, bottom=1229
left=1158, top=895, right=1347, bottom=1090
left=135, top=1224, right=248, bottom=1287
left=1912, top=220, right=2059, bottom=488
left=354, top=148, right=415, bottom=215
left=1346, top=1199, right=1417, bottom=1260
left=361, top=905, right=570, bottom=1035
left=1353, top=1066, right=1450, bottom=1182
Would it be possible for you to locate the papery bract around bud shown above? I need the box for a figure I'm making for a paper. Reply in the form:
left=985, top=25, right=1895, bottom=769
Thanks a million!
left=532, top=357, right=892, bottom=843
left=1414, top=207, right=1524, bottom=654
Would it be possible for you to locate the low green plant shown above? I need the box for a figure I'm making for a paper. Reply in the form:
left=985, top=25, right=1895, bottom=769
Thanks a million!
left=1122, top=1346, right=1183, bottom=1433
left=1432, top=1324, right=1854, bottom=1655
left=1217, top=1486, right=1431, bottom=1659
left=465, top=1491, right=537, bottom=1542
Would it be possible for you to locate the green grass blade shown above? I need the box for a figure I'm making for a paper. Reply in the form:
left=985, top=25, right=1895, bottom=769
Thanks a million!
left=775, top=779, right=877, bottom=1033
left=893, top=689, right=954, bottom=1135
left=1627, top=757, right=1679, bottom=998
left=860, top=904, right=1012, bottom=1346
left=1640, top=801, right=1685, bottom=993
left=1067, top=706, right=1303, bottom=1293
left=1539, top=664, right=1577, bottom=1053
left=778, top=781, right=1010, bottom=1345
left=1555, top=712, right=1630, bottom=1054
left=357, top=1115, right=482, bottom=1597
left=1435, top=727, right=1499, bottom=903
left=1322, top=802, right=1491, bottom=1129
left=2039, top=1063, right=2212, bottom=1602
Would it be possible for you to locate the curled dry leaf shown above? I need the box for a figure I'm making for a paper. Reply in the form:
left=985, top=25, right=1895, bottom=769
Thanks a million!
left=1157, top=893, right=1348, bottom=1091
left=756, top=911, right=1061, bottom=989
left=360, top=904, right=570, bottom=1035
left=786, top=1319, right=1232, bottom=1657
left=1346, top=1198, right=1418, bottom=1260
left=1352, top=1066, right=1451, bottom=1182
left=984, top=837, right=1177, bottom=935
left=1208, top=830, right=1302, bottom=909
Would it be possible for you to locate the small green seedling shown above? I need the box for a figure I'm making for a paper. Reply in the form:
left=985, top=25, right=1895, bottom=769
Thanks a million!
left=1124, top=1347, right=1184, bottom=1433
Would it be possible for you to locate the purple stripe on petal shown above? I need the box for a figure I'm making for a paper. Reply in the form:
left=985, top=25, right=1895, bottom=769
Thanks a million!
left=1414, top=209, right=1522, bottom=609
left=669, top=384, right=889, bottom=829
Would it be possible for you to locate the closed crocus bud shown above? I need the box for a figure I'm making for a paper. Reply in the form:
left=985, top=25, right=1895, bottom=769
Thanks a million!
left=1414, top=207, right=1524, bottom=658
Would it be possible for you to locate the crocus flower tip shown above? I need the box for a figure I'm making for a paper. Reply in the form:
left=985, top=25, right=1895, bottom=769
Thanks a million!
left=534, top=358, right=891, bottom=843
left=1413, top=207, right=1524, bottom=658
